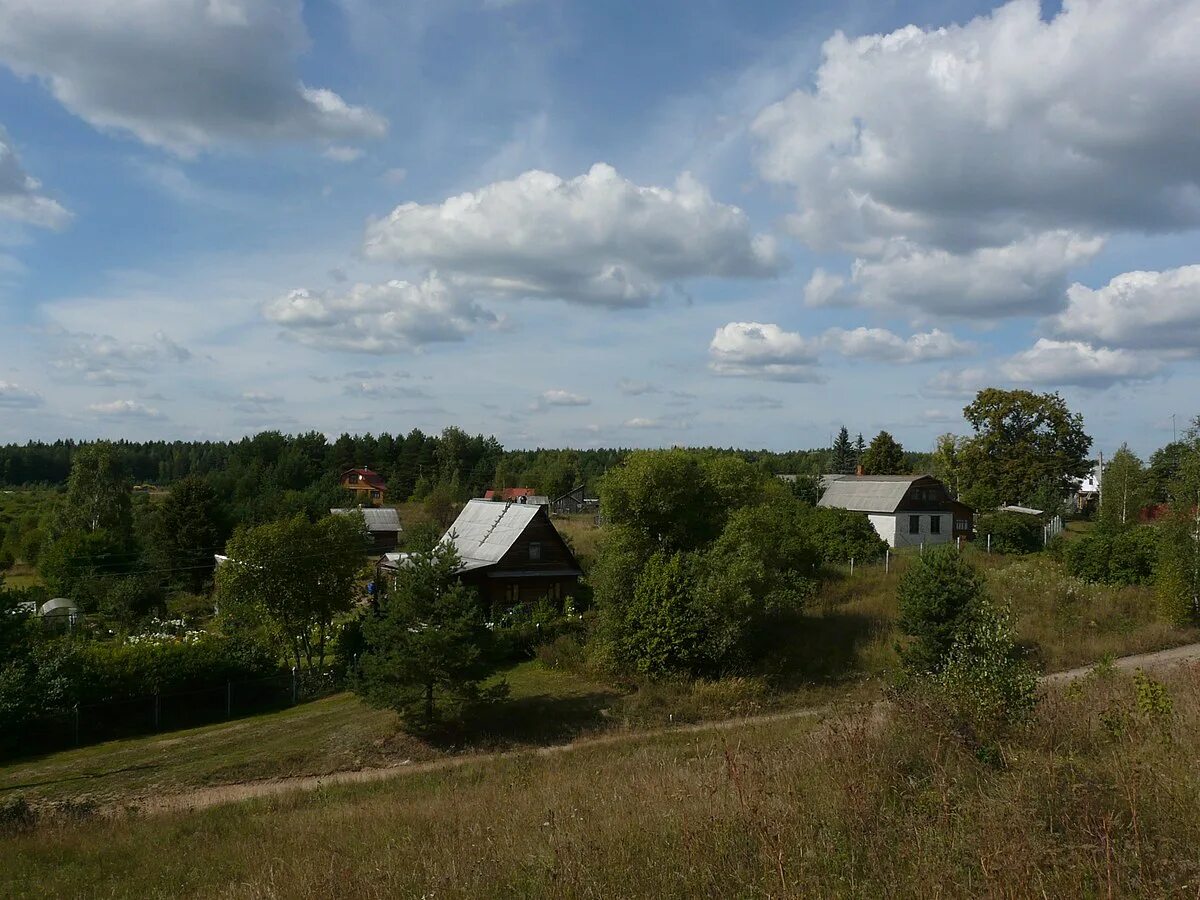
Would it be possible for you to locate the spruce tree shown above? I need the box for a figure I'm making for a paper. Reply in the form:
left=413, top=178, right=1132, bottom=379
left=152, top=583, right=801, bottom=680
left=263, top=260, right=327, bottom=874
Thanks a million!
left=862, top=431, right=906, bottom=475
left=831, top=427, right=854, bottom=475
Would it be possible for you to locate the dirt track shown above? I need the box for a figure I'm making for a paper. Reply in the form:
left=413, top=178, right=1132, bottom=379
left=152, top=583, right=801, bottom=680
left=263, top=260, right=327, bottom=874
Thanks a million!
left=126, top=642, right=1200, bottom=817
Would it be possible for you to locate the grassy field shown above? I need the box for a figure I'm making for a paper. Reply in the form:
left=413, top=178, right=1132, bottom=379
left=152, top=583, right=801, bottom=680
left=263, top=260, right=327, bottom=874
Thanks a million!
left=0, top=661, right=623, bottom=811
left=5, top=664, right=1200, bottom=898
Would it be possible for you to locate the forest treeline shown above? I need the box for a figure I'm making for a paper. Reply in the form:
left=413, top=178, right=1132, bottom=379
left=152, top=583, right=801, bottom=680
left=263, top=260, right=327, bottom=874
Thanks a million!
left=0, top=429, right=933, bottom=499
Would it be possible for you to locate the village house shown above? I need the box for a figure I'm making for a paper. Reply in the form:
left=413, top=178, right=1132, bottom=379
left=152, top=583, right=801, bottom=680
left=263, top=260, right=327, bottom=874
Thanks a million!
left=339, top=467, right=387, bottom=506
left=330, top=506, right=403, bottom=554
left=377, top=498, right=582, bottom=613
left=819, top=473, right=972, bottom=548
left=551, top=485, right=600, bottom=515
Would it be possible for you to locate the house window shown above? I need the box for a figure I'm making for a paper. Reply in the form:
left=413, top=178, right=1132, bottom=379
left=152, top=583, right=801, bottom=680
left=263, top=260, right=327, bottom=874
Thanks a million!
left=529, top=542, right=542, bottom=561
left=956, top=518, right=970, bottom=532
left=930, top=515, right=941, bottom=534
left=370, top=490, right=380, bottom=499
left=349, top=473, right=359, bottom=483
left=909, top=515, right=920, bottom=535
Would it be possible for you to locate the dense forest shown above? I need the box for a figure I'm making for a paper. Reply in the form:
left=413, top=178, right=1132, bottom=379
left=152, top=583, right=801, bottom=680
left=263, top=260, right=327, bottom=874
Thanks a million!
left=0, top=429, right=934, bottom=498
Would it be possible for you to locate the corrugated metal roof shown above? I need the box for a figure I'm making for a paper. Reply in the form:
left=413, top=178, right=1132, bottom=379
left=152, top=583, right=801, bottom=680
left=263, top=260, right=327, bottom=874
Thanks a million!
left=818, top=475, right=922, bottom=513
left=441, top=499, right=543, bottom=572
left=330, top=507, right=402, bottom=532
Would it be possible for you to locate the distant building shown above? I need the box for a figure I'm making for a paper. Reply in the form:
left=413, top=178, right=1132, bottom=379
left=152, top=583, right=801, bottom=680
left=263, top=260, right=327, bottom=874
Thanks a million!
left=330, top=507, right=403, bottom=554
left=818, top=474, right=968, bottom=548
left=340, top=468, right=387, bottom=506
left=378, top=499, right=582, bottom=613
left=551, top=485, right=599, bottom=515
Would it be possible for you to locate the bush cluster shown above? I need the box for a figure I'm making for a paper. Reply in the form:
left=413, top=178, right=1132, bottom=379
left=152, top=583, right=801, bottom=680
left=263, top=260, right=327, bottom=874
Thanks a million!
left=1064, top=525, right=1157, bottom=585
left=975, top=511, right=1043, bottom=555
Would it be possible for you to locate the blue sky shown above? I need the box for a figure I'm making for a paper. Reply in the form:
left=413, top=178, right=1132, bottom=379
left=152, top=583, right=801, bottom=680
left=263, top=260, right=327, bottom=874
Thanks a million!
left=1, top=0, right=1198, bottom=458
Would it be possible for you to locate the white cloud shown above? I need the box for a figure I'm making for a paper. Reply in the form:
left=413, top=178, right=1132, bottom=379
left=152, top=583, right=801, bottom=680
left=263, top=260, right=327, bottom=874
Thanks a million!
left=708, top=322, right=822, bottom=382
left=1051, top=265, right=1200, bottom=352
left=924, top=367, right=988, bottom=399
left=822, top=326, right=974, bottom=363
left=847, top=232, right=1104, bottom=318
left=1001, top=338, right=1162, bottom=388
left=383, top=167, right=408, bottom=185
left=0, top=380, right=42, bottom=408
left=341, top=382, right=431, bottom=399
left=803, top=268, right=848, bottom=307
left=52, top=330, right=191, bottom=385
left=323, top=145, right=364, bottom=163
left=263, top=275, right=497, bottom=353
left=531, top=389, right=591, bottom=412
left=617, top=379, right=658, bottom=396
left=364, top=163, right=783, bottom=307
left=0, top=125, right=70, bottom=228
left=232, top=391, right=283, bottom=414
left=88, top=399, right=163, bottom=419
left=0, top=0, right=386, bottom=154
left=753, top=0, right=1200, bottom=254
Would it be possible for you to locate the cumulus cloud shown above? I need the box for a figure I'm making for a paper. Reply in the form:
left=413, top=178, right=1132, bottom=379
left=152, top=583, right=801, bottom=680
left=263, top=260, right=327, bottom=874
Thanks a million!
left=1051, top=265, right=1200, bottom=352
left=752, top=0, right=1200, bottom=319
left=0, top=0, right=386, bottom=154
left=0, top=380, right=42, bottom=408
left=52, top=330, right=191, bottom=385
left=364, top=163, right=782, bottom=307
left=754, top=0, right=1200, bottom=252
left=263, top=275, right=497, bottom=353
left=341, top=381, right=431, bottom=400
left=1001, top=338, right=1162, bottom=388
left=923, top=367, right=989, bottom=399
left=0, top=126, right=69, bottom=228
left=531, top=389, right=591, bottom=412
left=822, top=326, right=973, bottom=363
left=323, top=145, right=364, bottom=163
left=848, top=232, right=1104, bottom=318
left=88, top=399, right=163, bottom=419
left=803, top=268, right=849, bottom=307
left=708, top=322, right=822, bottom=382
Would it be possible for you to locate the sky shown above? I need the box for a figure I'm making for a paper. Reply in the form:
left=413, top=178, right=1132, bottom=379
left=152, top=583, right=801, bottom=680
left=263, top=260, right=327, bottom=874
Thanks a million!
left=0, top=0, right=1198, bottom=458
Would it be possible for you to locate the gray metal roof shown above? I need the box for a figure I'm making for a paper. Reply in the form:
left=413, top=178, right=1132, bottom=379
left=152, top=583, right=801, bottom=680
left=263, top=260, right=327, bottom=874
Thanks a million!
left=440, top=499, right=543, bottom=572
left=818, top=475, right=922, bottom=513
left=330, top=507, right=402, bottom=532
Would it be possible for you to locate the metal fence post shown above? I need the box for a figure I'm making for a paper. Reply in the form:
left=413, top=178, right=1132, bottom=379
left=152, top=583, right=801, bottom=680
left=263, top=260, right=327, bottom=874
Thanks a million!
left=885, top=548, right=890, bottom=574
left=987, top=534, right=992, bottom=554
left=850, top=556, right=855, bottom=576
left=291, top=666, right=298, bottom=705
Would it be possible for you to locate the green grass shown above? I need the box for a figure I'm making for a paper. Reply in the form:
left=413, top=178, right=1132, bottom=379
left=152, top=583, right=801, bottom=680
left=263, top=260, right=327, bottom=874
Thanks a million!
left=0, top=662, right=622, bottom=811
left=5, top=666, right=1200, bottom=898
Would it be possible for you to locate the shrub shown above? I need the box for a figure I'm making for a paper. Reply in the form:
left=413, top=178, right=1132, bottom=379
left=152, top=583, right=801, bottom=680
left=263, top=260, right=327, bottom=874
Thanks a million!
left=896, top=546, right=984, bottom=675
left=926, top=600, right=1039, bottom=753
left=976, top=511, right=1042, bottom=555
left=1065, top=525, right=1156, bottom=585
left=805, top=506, right=888, bottom=564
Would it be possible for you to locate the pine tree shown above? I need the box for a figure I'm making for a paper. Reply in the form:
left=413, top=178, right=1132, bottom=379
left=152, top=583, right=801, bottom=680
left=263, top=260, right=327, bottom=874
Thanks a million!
left=831, top=427, right=855, bottom=475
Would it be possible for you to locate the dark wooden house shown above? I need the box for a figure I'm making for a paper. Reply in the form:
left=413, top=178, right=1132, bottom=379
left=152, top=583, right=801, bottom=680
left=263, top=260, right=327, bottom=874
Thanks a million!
left=377, top=499, right=582, bottom=613
left=331, top=507, right=403, bottom=553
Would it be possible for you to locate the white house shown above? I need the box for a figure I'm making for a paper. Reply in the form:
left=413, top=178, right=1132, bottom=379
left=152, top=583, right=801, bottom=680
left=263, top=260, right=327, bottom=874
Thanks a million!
left=818, top=474, right=962, bottom=548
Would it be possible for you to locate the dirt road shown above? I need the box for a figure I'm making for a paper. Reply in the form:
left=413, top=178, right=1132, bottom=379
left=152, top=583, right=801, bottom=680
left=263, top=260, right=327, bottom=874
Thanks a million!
left=125, top=642, right=1200, bottom=817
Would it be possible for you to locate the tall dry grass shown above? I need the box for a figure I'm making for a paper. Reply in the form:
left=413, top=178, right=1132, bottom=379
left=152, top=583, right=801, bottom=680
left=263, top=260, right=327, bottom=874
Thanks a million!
left=6, top=664, right=1200, bottom=898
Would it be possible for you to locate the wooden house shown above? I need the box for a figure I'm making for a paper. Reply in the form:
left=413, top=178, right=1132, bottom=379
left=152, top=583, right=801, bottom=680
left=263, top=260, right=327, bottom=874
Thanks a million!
left=378, top=499, right=582, bottom=613
left=331, top=507, right=403, bottom=553
left=340, top=468, right=387, bottom=506
left=819, top=474, right=971, bottom=548
left=551, top=485, right=599, bottom=515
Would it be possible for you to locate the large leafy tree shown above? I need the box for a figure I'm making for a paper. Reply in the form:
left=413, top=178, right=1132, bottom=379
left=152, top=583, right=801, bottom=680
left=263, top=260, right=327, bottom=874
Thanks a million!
left=930, top=433, right=965, bottom=498
left=357, top=542, right=504, bottom=729
left=216, top=513, right=368, bottom=670
left=61, top=442, right=132, bottom=539
left=1156, top=443, right=1200, bottom=625
left=149, top=475, right=227, bottom=593
left=958, top=389, right=1092, bottom=510
left=861, top=431, right=906, bottom=475
left=1099, top=444, right=1149, bottom=528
